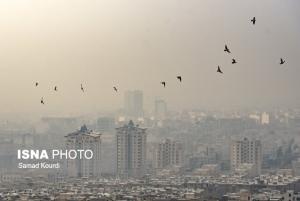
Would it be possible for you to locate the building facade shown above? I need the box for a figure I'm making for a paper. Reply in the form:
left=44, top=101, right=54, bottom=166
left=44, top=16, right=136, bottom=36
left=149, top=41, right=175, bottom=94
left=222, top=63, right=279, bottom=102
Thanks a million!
left=230, top=138, right=262, bottom=176
left=116, top=120, right=147, bottom=178
left=292, top=159, right=300, bottom=176
left=65, top=125, right=101, bottom=178
left=155, top=139, right=183, bottom=169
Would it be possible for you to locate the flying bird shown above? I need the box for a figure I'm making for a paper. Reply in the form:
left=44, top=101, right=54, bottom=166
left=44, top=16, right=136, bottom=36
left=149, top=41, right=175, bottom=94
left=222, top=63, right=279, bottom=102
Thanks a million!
left=224, top=45, right=231, bottom=53
left=177, top=76, right=182, bottom=82
left=113, top=87, right=118, bottom=92
left=280, top=58, right=285, bottom=65
left=54, top=86, right=57, bottom=91
left=35, top=82, right=38, bottom=87
left=81, top=84, right=84, bottom=92
left=251, top=17, right=256, bottom=25
left=40, top=97, right=45, bottom=105
left=217, top=66, right=223, bottom=74
left=232, top=58, right=237, bottom=64
left=161, top=81, right=166, bottom=87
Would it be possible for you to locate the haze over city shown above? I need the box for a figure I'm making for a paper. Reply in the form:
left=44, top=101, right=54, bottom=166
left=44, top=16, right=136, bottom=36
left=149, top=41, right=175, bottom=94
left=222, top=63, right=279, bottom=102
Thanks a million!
left=1, top=1, right=300, bottom=200
left=0, top=0, right=300, bottom=119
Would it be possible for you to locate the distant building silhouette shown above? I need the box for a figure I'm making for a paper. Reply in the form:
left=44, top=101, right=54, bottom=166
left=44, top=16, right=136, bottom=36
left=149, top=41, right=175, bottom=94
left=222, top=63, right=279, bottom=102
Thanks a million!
left=154, top=99, right=167, bottom=120
left=124, top=90, right=144, bottom=118
left=116, top=120, right=147, bottom=178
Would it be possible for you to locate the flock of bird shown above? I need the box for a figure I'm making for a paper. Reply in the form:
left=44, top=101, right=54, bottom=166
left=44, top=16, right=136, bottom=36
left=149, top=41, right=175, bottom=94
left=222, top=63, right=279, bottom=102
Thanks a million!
left=218, top=17, right=285, bottom=74
left=36, top=17, right=286, bottom=105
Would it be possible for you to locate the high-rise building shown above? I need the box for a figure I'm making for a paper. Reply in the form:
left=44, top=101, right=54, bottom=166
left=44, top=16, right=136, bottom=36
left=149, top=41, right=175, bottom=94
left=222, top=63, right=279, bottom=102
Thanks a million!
left=261, top=112, right=270, bottom=125
left=155, top=139, right=183, bottom=169
left=116, top=120, right=147, bottom=178
left=230, top=138, right=262, bottom=176
left=292, top=159, right=300, bottom=176
left=154, top=99, right=167, bottom=120
left=65, top=125, right=101, bottom=178
left=124, top=90, right=144, bottom=118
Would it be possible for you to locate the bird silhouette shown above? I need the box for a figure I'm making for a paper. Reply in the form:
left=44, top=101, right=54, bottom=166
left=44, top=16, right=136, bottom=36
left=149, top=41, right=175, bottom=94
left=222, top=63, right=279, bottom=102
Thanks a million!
left=54, top=86, right=57, bottom=91
left=232, top=58, right=237, bottom=64
left=41, top=97, right=45, bottom=104
left=81, top=84, right=84, bottom=92
left=280, top=58, right=285, bottom=65
left=113, top=87, right=118, bottom=92
left=224, top=45, right=231, bottom=53
left=217, top=66, right=223, bottom=74
left=35, top=82, right=38, bottom=87
left=177, top=76, right=182, bottom=82
left=161, top=82, right=166, bottom=87
left=251, top=17, right=256, bottom=25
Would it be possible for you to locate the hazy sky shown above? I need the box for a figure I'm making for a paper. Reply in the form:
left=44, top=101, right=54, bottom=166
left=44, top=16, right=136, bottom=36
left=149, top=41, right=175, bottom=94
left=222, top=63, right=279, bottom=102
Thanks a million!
left=0, top=0, right=299, bottom=117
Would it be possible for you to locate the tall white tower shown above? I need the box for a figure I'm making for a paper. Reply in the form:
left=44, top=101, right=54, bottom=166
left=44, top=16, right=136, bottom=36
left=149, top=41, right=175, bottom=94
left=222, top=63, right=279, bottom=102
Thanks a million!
left=65, top=125, right=101, bottom=178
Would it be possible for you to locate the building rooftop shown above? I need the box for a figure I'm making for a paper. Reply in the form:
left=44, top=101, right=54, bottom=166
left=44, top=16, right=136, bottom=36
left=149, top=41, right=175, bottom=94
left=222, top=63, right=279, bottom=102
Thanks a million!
left=116, top=120, right=147, bottom=132
left=65, top=125, right=101, bottom=138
